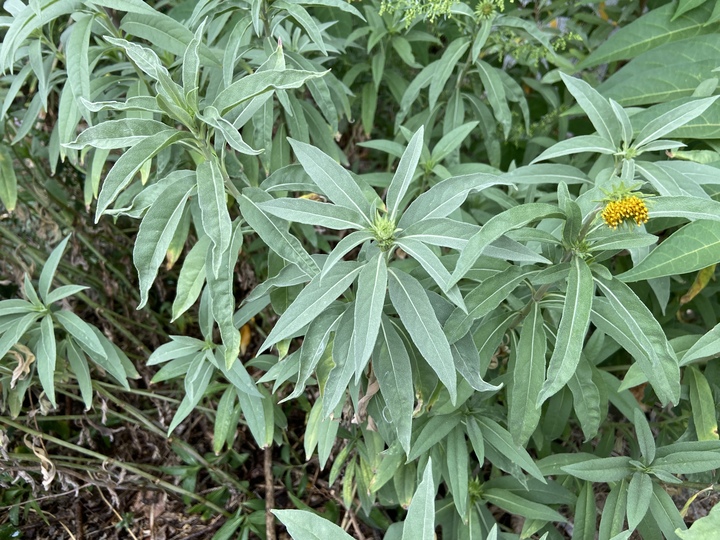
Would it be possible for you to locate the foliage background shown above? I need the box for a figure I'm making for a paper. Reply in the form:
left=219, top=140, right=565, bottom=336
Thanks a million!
left=2, top=0, right=720, bottom=539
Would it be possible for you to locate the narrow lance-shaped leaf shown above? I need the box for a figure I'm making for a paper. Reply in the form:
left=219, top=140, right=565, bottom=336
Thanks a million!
left=686, top=365, right=719, bottom=441
left=239, top=187, right=320, bottom=277
left=401, top=458, right=436, bottom=540
left=172, top=235, right=211, bottom=321
left=560, top=72, right=621, bottom=147
left=197, top=159, right=232, bottom=277
left=634, top=96, right=718, bottom=149
left=272, top=510, right=355, bottom=540
left=509, top=302, right=546, bottom=446
left=389, top=268, right=457, bottom=404
left=594, top=276, right=680, bottom=405
left=618, top=220, right=720, bottom=282
left=37, top=315, right=57, bottom=407
left=449, top=203, right=562, bottom=288
left=386, top=126, right=424, bottom=221
left=258, top=198, right=367, bottom=230
left=207, top=222, right=243, bottom=367
left=212, top=69, right=328, bottom=115
left=288, top=138, right=373, bottom=223
left=530, top=135, right=618, bottom=164
left=0, top=143, right=18, bottom=211
left=38, top=236, right=70, bottom=303
left=283, top=304, right=346, bottom=401
left=134, top=175, right=195, bottom=309
left=537, top=256, right=594, bottom=406
left=96, top=130, right=193, bottom=219
left=259, top=262, right=363, bottom=353
left=353, top=253, right=387, bottom=382
left=376, top=315, right=414, bottom=454
left=65, top=119, right=172, bottom=150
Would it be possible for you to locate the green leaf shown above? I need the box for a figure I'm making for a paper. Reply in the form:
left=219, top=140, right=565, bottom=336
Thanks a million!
left=199, top=106, right=262, bottom=155
left=477, top=417, right=546, bottom=482
left=0, top=143, right=18, bottom=212
left=0, top=0, right=82, bottom=72
left=598, top=479, right=628, bottom=540
left=172, top=236, right=211, bottom=321
left=482, top=488, right=565, bottom=523
left=212, top=69, right=327, bottom=116
left=619, top=220, right=720, bottom=282
left=259, top=263, right=362, bottom=352
left=561, top=456, right=633, bottom=482
left=66, top=119, right=176, bottom=150
left=389, top=269, right=456, bottom=404
left=401, top=458, right=436, bottom=540
left=650, top=196, right=720, bottom=222
left=476, top=60, right=512, bottom=138
left=54, top=310, right=106, bottom=361
left=376, top=316, right=414, bottom=454
left=508, top=303, right=546, bottom=446
left=168, top=353, right=213, bottom=434
left=96, top=130, right=192, bottom=219
left=213, top=386, right=236, bottom=455
left=567, top=356, right=601, bottom=441
left=593, top=276, right=680, bottom=405
left=451, top=331, right=501, bottom=393
left=399, top=173, right=511, bottom=228
left=429, top=37, right=470, bottom=110
left=634, top=409, right=656, bottom=463
left=66, top=339, right=93, bottom=410
left=275, top=1, right=327, bottom=55
left=530, top=135, right=617, bottom=164
left=445, top=424, right=469, bottom=518
left=353, top=253, right=387, bottom=381
left=577, top=2, right=719, bottom=69
left=560, top=72, right=621, bottom=147
left=682, top=322, right=720, bottom=365
left=239, top=188, right=320, bottom=277
left=676, top=504, right=720, bottom=539
left=134, top=175, right=195, bottom=309
left=634, top=97, right=718, bottom=148
left=207, top=223, right=243, bottom=367
left=66, top=13, right=94, bottom=119
left=182, top=21, right=203, bottom=98
left=408, top=414, right=461, bottom=461
left=197, top=159, right=232, bottom=277
left=118, top=11, right=219, bottom=66
left=320, top=230, right=374, bottom=278
left=627, top=472, right=653, bottom=531
left=431, top=121, right=479, bottom=164
left=649, top=483, right=686, bottom=540
left=686, top=366, right=719, bottom=440
left=288, top=138, right=372, bottom=223
left=573, top=482, right=597, bottom=540
left=597, top=35, right=720, bottom=106
left=652, top=451, right=720, bottom=475
left=38, top=236, right=70, bottom=303
left=45, top=285, right=89, bottom=305
left=537, top=257, right=593, bottom=405
left=283, top=306, right=346, bottom=400
left=394, top=238, right=460, bottom=301
left=258, top=198, right=367, bottom=230
left=449, top=203, right=562, bottom=287
left=36, top=315, right=56, bottom=407
left=272, top=509, right=354, bottom=540
left=387, top=127, right=424, bottom=222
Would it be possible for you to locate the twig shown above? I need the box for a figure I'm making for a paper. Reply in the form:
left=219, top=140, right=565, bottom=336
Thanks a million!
left=264, top=445, right=276, bottom=540
left=97, top=488, right=139, bottom=540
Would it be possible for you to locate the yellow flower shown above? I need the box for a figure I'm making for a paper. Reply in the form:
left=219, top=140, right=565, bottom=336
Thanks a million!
left=601, top=195, right=649, bottom=230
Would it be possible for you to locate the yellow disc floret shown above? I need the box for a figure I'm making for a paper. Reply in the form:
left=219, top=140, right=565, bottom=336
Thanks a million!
left=601, top=195, right=649, bottom=229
